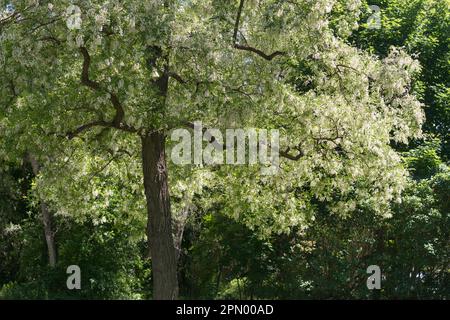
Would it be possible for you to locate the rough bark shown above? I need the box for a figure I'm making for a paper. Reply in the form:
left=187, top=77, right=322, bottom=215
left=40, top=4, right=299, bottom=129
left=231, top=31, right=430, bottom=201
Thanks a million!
left=141, top=132, right=179, bottom=300
left=27, top=154, right=57, bottom=268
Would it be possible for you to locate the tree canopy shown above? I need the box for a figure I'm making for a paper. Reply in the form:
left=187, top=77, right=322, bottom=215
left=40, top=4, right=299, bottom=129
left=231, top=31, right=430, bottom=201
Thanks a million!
left=0, top=0, right=448, bottom=300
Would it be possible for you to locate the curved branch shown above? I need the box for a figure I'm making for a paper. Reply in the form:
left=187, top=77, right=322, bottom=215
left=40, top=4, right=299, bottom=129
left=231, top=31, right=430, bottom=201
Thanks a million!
left=234, top=44, right=286, bottom=61
left=168, top=72, right=187, bottom=84
left=79, top=47, right=127, bottom=128
left=233, top=0, right=286, bottom=61
left=66, top=120, right=111, bottom=140
left=279, top=147, right=304, bottom=161
left=65, top=118, right=137, bottom=140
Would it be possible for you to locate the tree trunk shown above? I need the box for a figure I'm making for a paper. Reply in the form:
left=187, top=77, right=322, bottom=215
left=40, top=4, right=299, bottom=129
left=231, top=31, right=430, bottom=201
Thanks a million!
left=39, top=202, right=57, bottom=268
left=141, top=132, right=179, bottom=300
left=27, top=154, right=57, bottom=268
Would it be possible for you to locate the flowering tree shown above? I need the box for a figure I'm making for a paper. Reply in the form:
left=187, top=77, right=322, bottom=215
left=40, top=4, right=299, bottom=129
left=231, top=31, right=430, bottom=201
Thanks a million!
left=0, top=0, right=424, bottom=299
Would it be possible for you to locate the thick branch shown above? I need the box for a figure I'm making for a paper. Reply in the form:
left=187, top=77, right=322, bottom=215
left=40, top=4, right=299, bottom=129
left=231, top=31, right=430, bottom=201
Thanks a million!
left=168, top=72, right=187, bottom=84
left=279, top=147, right=304, bottom=161
left=79, top=47, right=126, bottom=127
left=79, top=47, right=101, bottom=90
left=65, top=118, right=137, bottom=140
left=233, top=0, right=286, bottom=61
left=9, top=80, right=17, bottom=97
left=234, top=44, right=286, bottom=61
left=233, top=0, right=246, bottom=42
left=66, top=120, right=111, bottom=140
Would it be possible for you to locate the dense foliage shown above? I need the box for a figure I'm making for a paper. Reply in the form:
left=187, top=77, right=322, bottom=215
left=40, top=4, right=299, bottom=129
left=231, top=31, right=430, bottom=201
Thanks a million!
left=0, top=0, right=448, bottom=299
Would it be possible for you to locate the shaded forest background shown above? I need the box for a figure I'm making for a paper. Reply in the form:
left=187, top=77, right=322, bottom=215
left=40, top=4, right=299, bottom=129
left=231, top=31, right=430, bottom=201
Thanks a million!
left=0, top=0, right=448, bottom=299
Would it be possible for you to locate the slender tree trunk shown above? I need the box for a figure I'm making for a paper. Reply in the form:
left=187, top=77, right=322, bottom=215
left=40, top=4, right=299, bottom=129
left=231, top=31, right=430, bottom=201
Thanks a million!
left=39, top=202, right=57, bottom=268
left=141, top=132, right=179, bottom=300
left=27, top=154, right=57, bottom=268
left=173, top=205, right=191, bottom=263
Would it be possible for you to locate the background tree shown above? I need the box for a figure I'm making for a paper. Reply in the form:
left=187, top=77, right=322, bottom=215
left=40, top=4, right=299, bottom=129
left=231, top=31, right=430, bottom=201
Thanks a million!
left=352, top=0, right=449, bottom=160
